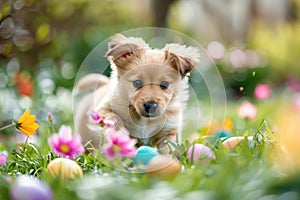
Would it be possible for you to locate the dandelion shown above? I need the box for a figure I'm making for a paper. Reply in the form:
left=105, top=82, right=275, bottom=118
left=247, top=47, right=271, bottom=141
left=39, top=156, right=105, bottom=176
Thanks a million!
left=103, top=128, right=137, bottom=159
left=254, top=84, right=272, bottom=100
left=88, top=110, right=115, bottom=127
left=0, top=151, right=7, bottom=166
left=238, top=100, right=257, bottom=120
left=48, top=125, right=85, bottom=158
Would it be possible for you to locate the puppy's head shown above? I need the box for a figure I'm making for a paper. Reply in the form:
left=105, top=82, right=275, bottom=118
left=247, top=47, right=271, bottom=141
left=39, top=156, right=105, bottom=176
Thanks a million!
left=106, top=34, right=200, bottom=119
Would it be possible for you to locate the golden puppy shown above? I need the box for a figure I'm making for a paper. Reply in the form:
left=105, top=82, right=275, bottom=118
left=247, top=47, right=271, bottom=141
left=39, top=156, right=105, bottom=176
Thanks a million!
left=75, top=34, right=200, bottom=154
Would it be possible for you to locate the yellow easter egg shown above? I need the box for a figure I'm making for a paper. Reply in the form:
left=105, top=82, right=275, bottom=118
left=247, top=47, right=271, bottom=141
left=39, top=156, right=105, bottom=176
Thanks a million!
left=47, top=158, right=83, bottom=182
left=146, top=155, right=181, bottom=179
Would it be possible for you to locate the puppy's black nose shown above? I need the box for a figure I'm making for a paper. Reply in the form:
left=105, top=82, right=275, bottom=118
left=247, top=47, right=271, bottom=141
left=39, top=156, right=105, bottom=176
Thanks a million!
left=144, top=102, right=158, bottom=113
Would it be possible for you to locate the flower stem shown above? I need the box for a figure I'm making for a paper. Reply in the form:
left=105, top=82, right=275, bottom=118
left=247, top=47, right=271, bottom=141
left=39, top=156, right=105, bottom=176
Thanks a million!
left=24, top=136, right=29, bottom=145
left=0, top=123, right=15, bottom=132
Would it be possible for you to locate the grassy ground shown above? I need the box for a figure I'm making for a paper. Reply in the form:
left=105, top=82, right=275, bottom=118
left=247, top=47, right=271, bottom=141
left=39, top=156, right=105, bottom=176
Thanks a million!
left=1, top=96, right=299, bottom=200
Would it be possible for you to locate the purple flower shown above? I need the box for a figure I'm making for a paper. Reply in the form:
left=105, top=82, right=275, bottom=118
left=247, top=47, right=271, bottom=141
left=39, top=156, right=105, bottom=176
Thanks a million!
left=88, top=110, right=115, bottom=128
left=254, top=84, right=272, bottom=100
left=103, top=128, right=137, bottom=160
left=238, top=100, right=257, bottom=120
left=47, top=112, right=54, bottom=123
left=48, top=125, right=85, bottom=158
left=0, top=151, right=7, bottom=166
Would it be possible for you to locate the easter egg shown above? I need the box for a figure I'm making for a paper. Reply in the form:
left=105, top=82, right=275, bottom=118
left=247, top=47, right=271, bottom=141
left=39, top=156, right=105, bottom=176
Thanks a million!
left=146, top=155, right=181, bottom=179
left=10, top=176, right=53, bottom=200
left=133, top=146, right=159, bottom=166
left=47, top=158, right=83, bottom=182
left=187, top=144, right=215, bottom=165
left=215, top=131, right=232, bottom=141
left=222, top=136, right=253, bottom=150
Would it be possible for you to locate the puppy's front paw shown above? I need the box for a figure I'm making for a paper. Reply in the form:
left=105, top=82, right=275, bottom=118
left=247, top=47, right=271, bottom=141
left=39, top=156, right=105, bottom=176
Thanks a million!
left=153, top=131, right=178, bottom=155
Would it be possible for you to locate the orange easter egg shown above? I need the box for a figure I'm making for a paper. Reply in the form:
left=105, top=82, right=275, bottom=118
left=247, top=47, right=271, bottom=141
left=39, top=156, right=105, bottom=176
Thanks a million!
left=222, top=136, right=253, bottom=150
left=47, top=158, right=83, bottom=182
left=146, top=155, right=181, bottom=179
left=222, top=136, right=244, bottom=150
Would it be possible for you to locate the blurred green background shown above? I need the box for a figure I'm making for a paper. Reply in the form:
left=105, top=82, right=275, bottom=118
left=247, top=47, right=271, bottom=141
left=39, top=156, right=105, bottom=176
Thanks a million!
left=0, top=0, right=300, bottom=127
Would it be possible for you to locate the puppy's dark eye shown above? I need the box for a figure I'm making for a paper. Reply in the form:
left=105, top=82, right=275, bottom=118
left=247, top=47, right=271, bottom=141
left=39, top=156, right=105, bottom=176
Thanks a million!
left=160, top=81, right=169, bottom=90
left=133, top=80, right=143, bottom=89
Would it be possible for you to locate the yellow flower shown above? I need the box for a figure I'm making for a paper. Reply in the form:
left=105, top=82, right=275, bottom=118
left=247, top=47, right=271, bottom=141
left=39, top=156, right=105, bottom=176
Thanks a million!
left=16, top=109, right=39, bottom=136
left=203, top=118, right=233, bottom=135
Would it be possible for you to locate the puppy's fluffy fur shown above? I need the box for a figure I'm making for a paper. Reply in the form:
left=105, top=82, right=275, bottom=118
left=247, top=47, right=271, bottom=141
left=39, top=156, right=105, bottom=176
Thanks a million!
left=75, top=34, right=200, bottom=154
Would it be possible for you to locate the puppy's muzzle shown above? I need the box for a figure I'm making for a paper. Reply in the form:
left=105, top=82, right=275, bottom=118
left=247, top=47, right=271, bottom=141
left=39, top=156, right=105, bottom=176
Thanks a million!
left=142, top=101, right=159, bottom=117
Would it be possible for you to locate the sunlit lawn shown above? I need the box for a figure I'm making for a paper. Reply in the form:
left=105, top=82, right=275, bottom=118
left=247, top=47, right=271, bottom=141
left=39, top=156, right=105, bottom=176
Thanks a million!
left=1, top=88, right=299, bottom=200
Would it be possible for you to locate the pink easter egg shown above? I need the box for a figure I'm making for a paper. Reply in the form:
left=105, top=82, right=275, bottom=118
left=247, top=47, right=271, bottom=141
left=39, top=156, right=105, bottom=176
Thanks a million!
left=187, top=144, right=215, bottom=165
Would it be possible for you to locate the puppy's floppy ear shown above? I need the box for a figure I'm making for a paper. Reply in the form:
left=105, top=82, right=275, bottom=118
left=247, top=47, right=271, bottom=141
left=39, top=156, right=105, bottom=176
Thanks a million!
left=105, top=34, right=149, bottom=62
left=164, top=43, right=200, bottom=77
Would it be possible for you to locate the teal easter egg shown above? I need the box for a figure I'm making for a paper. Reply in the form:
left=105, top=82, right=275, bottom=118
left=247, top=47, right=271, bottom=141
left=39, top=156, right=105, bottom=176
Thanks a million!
left=134, top=146, right=159, bottom=165
left=213, top=131, right=232, bottom=143
left=215, top=130, right=232, bottom=139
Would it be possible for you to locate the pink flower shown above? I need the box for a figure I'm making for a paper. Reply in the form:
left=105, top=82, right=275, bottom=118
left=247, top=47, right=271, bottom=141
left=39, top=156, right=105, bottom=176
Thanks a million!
left=254, top=84, right=272, bottom=100
left=89, top=110, right=115, bottom=127
left=0, top=151, right=7, bottom=166
left=48, top=125, right=85, bottom=158
left=238, top=100, right=257, bottom=120
left=207, top=41, right=225, bottom=60
left=103, top=129, right=137, bottom=159
left=287, top=76, right=300, bottom=93
left=47, top=112, right=54, bottom=123
left=230, top=49, right=247, bottom=68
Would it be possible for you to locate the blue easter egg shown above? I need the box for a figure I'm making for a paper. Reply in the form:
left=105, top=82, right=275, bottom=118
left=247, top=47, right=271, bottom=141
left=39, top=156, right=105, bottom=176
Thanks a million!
left=10, top=176, right=53, bottom=200
left=214, top=131, right=232, bottom=142
left=133, top=146, right=159, bottom=165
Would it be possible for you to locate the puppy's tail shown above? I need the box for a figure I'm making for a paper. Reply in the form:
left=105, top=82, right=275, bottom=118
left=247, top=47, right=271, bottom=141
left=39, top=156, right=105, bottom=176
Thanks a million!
left=73, top=73, right=110, bottom=94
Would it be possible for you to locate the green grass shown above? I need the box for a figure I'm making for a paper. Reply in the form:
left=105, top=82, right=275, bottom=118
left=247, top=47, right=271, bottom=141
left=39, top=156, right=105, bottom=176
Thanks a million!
left=1, top=113, right=298, bottom=200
